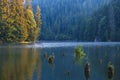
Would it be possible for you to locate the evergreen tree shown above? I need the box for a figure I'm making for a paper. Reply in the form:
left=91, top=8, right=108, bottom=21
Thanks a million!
left=1, top=0, right=9, bottom=20
left=0, top=0, right=2, bottom=20
left=0, top=0, right=41, bottom=43
left=16, top=0, right=28, bottom=41
left=25, top=0, right=37, bottom=42
left=109, top=1, right=116, bottom=41
left=36, top=5, right=41, bottom=29
left=35, top=5, right=42, bottom=40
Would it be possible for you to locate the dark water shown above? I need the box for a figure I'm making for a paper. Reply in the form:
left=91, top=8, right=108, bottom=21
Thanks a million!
left=0, top=42, right=120, bottom=80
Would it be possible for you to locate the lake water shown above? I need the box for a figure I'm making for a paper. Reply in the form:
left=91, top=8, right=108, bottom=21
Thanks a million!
left=0, top=42, right=120, bottom=80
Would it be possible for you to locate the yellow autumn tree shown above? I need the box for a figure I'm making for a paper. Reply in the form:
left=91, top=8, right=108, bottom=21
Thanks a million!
left=25, top=0, right=37, bottom=42
left=0, top=0, right=42, bottom=43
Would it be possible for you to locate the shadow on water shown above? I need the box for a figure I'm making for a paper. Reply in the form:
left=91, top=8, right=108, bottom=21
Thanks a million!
left=0, top=46, right=41, bottom=80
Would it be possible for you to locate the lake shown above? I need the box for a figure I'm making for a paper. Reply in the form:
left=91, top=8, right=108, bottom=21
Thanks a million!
left=0, top=42, right=120, bottom=80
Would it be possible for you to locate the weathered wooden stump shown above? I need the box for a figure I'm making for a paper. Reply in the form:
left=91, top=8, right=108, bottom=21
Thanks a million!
left=62, top=53, right=65, bottom=57
left=48, top=55, right=55, bottom=64
left=65, top=71, right=70, bottom=76
left=43, top=53, right=47, bottom=59
left=99, top=59, right=102, bottom=64
left=84, top=62, right=90, bottom=80
left=108, top=62, right=114, bottom=79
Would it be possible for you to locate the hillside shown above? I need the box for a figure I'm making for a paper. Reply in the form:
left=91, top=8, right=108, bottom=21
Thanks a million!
left=33, top=0, right=119, bottom=41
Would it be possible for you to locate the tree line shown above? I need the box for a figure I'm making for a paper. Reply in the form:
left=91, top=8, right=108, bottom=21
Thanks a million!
left=0, top=0, right=41, bottom=43
left=33, top=0, right=120, bottom=41
left=79, top=0, right=120, bottom=41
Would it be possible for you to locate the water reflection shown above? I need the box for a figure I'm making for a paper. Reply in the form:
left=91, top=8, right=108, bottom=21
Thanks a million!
left=0, top=43, right=120, bottom=80
left=84, top=62, right=90, bottom=80
left=0, top=47, right=41, bottom=80
left=74, top=55, right=86, bottom=65
left=84, top=45, right=120, bottom=80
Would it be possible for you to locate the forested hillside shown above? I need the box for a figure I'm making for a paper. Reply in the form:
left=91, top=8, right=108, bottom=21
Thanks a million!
left=32, top=0, right=120, bottom=41
left=0, top=0, right=41, bottom=43
left=0, top=0, right=119, bottom=42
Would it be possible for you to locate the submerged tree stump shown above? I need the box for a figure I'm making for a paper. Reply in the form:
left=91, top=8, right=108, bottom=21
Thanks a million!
left=108, top=62, right=114, bottom=79
left=48, top=55, right=55, bottom=64
left=62, top=53, right=66, bottom=57
left=99, top=59, right=102, bottom=64
left=43, top=53, right=48, bottom=59
left=84, top=62, right=90, bottom=80
left=64, top=71, right=70, bottom=76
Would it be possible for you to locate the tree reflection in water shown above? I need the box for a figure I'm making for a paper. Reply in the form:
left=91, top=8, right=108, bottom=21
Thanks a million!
left=0, top=47, right=41, bottom=80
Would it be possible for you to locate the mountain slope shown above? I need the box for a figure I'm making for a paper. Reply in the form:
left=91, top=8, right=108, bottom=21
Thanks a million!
left=32, top=0, right=120, bottom=41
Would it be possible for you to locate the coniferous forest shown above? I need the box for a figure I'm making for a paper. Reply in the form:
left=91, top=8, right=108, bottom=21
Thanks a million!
left=0, top=0, right=120, bottom=43
left=0, top=1, right=120, bottom=80
left=32, top=0, right=120, bottom=42
left=0, top=0, right=41, bottom=43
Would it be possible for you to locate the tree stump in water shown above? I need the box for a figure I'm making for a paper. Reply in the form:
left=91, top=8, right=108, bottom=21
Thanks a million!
left=84, top=62, right=90, bottom=80
left=43, top=53, right=48, bottom=59
left=99, top=59, right=102, bottom=64
left=48, top=55, right=54, bottom=64
left=108, top=63, right=114, bottom=79
left=62, top=53, right=65, bottom=57
left=64, top=71, right=70, bottom=76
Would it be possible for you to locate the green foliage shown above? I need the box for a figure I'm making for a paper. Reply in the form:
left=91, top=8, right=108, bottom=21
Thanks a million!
left=74, top=46, right=86, bottom=58
left=0, top=0, right=42, bottom=43
left=0, top=21, right=23, bottom=43
left=36, top=0, right=120, bottom=41
left=25, top=4, right=37, bottom=42
left=74, top=46, right=86, bottom=65
left=36, top=5, right=42, bottom=28
left=35, top=5, right=42, bottom=40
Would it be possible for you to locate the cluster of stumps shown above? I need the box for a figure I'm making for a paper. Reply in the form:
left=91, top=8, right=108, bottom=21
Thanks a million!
left=43, top=53, right=114, bottom=80
left=84, top=62, right=114, bottom=80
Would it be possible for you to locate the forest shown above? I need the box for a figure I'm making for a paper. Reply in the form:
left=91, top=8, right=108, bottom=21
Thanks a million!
left=0, top=0, right=41, bottom=43
left=32, top=0, right=120, bottom=41
left=0, top=0, right=120, bottom=43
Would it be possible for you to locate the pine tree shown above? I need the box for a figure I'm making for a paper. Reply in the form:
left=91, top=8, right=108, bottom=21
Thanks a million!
left=0, top=0, right=41, bottom=43
left=25, top=0, right=36, bottom=42
left=36, top=5, right=41, bottom=28
left=7, top=0, right=28, bottom=42
left=16, top=0, right=28, bottom=42
left=0, top=0, right=2, bottom=20
left=35, top=5, right=42, bottom=40
left=1, top=0, right=9, bottom=20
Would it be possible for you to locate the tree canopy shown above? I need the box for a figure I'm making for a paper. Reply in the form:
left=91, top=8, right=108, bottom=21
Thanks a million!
left=0, top=0, right=41, bottom=43
left=32, top=0, right=120, bottom=41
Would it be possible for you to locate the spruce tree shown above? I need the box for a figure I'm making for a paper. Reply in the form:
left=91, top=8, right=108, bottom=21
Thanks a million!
left=25, top=0, right=36, bottom=42
left=1, top=0, right=9, bottom=20
left=36, top=5, right=41, bottom=28
left=0, top=0, right=41, bottom=43
left=35, top=5, right=42, bottom=41
left=16, top=0, right=28, bottom=42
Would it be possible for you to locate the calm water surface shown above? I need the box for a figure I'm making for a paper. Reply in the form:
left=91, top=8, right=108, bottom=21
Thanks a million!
left=0, top=42, right=120, bottom=80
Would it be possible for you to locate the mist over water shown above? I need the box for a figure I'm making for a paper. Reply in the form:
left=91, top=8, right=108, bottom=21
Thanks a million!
left=1, top=42, right=120, bottom=48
